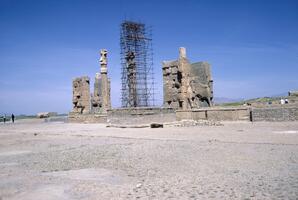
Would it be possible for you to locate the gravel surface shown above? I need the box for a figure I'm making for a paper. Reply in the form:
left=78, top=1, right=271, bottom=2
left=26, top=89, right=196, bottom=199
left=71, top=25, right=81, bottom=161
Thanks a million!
left=0, top=120, right=298, bottom=199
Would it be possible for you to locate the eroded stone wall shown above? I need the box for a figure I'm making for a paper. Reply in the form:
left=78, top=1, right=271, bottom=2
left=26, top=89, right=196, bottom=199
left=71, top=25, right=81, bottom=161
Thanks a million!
left=68, top=113, right=107, bottom=123
left=91, top=73, right=102, bottom=113
left=70, top=49, right=111, bottom=120
left=162, top=61, right=180, bottom=109
left=162, top=47, right=213, bottom=110
left=176, top=107, right=250, bottom=121
left=107, top=107, right=176, bottom=125
left=72, top=76, right=91, bottom=114
left=252, top=105, right=298, bottom=121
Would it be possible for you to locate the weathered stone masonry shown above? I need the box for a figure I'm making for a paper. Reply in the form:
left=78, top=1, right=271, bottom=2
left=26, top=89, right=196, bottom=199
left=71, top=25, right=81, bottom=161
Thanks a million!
left=252, top=105, right=298, bottom=122
left=69, top=49, right=111, bottom=122
left=162, top=47, right=213, bottom=110
left=72, top=76, right=91, bottom=114
left=69, top=45, right=298, bottom=124
left=99, top=49, right=111, bottom=112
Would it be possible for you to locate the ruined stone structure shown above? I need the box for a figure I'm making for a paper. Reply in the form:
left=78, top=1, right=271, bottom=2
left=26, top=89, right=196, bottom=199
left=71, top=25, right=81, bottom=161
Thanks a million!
left=69, top=49, right=111, bottom=121
left=126, top=51, right=137, bottom=107
left=65, top=19, right=298, bottom=124
left=176, top=107, right=250, bottom=121
left=99, top=49, right=111, bottom=112
left=91, top=73, right=102, bottom=113
left=162, top=47, right=213, bottom=110
left=68, top=45, right=298, bottom=124
left=72, top=76, right=91, bottom=114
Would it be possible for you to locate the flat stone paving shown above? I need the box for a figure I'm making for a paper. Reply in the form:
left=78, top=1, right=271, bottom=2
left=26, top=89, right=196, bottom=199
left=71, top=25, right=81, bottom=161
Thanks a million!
left=0, top=119, right=298, bottom=199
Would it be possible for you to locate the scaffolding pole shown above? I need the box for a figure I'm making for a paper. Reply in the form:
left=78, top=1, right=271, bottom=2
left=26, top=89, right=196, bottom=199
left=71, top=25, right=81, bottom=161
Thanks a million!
left=120, top=21, right=155, bottom=107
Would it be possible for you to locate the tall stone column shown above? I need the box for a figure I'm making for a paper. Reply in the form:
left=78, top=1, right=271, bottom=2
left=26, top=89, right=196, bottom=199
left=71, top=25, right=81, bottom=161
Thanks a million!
left=178, top=47, right=191, bottom=110
left=100, top=49, right=111, bottom=112
left=108, top=78, right=111, bottom=109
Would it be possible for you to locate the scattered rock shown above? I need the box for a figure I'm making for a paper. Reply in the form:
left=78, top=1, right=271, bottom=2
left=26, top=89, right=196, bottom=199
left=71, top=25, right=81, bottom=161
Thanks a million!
left=164, top=120, right=223, bottom=127
left=106, top=124, right=149, bottom=128
left=150, top=123, right=163, bottom=128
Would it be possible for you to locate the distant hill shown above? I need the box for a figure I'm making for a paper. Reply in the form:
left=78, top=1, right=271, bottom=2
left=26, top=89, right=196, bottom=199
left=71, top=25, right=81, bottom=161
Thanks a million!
left=215, top=92, right=294, bottom=107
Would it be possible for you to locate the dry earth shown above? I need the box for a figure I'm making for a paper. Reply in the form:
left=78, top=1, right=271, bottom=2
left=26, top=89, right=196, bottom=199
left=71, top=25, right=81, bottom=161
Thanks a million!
left=0, top=119, right=298, bottom=199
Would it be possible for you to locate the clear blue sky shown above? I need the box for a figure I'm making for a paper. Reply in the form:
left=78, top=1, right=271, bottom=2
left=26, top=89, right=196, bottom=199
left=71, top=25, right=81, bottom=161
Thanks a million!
left=1, top=0, right=298, bottom=115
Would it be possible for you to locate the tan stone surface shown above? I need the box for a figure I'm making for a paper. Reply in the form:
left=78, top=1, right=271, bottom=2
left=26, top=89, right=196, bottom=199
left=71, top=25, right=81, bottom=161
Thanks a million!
left=91, top=73, right=102, bottom=112
left=162, top=47, right=213, bottom=110
left=100, top=49, right=111, bottom=112
left=72, top=76, right=90, bottom=114
left=72, top=49, right=111, bottom=116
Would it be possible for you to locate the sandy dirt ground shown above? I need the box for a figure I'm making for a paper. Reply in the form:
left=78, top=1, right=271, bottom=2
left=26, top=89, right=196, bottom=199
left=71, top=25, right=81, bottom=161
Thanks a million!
left=0, top=119, right=298, bottom=199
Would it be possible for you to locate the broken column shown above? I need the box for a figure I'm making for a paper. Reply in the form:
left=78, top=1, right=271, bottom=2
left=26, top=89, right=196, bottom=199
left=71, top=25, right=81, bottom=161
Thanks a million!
left=178, top=47, right=192, bottom=110
left=91, top=73, right=102, bottom=112
left=100, top=49, right=111, bottom=112
left=107, top=78, right=111, bottom=109
left=126, top=51, right=137, bottom=107
left=72, top=76, right=91, bottom=114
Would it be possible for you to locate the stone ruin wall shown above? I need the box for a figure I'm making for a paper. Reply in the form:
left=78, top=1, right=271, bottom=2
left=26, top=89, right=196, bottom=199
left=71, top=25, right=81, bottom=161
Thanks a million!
left=107, top=107, right=176, bottom=125
left=69, top=46, right=298, bottom=124
left=252, top=104, right=298, bottom=122
left=191, top=62, right=213, bottom=96
left=162, top=47, right=213, bottom=110
left=70, top=49, right=111, bottom=119
left=176, top=107, right=250, bottom=121
left=163, top=60, right=180, bottom=109
left=91, top=73, right=102, bottom=113
left=72, top=76, right=91, bottom=114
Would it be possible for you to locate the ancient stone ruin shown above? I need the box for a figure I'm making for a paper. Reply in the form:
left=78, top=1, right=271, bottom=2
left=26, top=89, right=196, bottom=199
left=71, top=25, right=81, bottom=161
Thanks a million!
left=69, top=49, right=111, bottom=121
left=69, top=46, right=298, bottom=124
left=68, top=21, right=298, bottom=124
left=162, top=47, right=213, bottom=110
left=91, top=73, right=102, bottom=113
left=98, top=49, right=111, bottom=112
left=125, top=51, right=137, bottom=107
left=72, top=76, right=91, bottom=114
left=69, top=46, right=216, bottom=123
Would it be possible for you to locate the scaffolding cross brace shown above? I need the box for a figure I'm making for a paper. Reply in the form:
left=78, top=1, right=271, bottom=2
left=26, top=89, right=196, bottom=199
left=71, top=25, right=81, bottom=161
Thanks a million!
left=120, top=21, right=155, bottom=107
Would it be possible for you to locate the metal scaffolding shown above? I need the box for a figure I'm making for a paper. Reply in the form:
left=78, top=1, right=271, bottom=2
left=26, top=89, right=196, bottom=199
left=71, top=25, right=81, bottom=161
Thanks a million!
left=120, top=21, right=155, bottom=107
